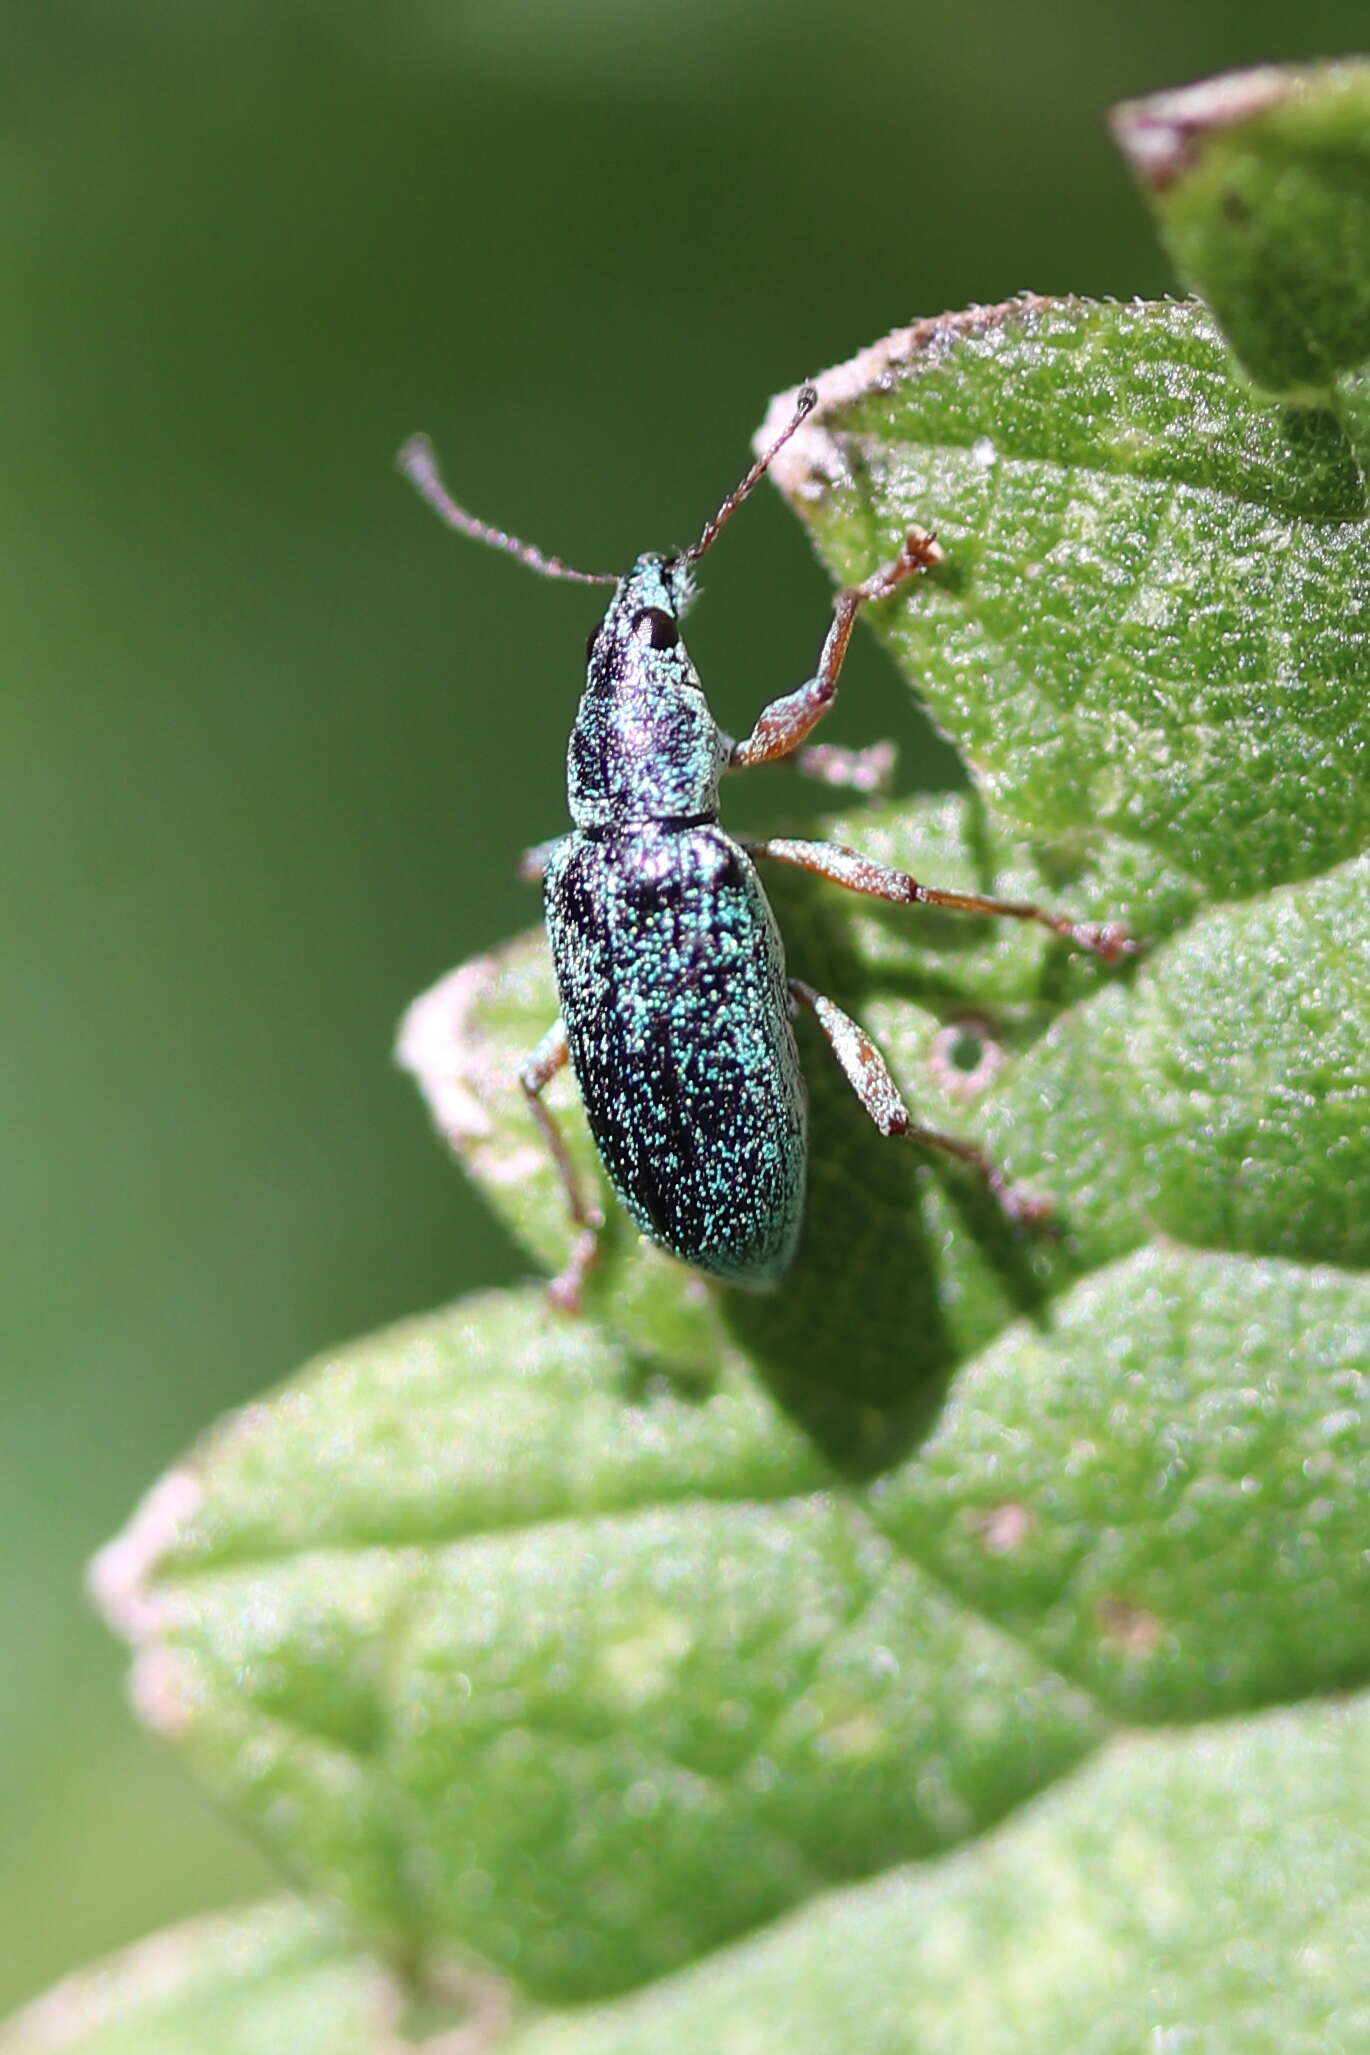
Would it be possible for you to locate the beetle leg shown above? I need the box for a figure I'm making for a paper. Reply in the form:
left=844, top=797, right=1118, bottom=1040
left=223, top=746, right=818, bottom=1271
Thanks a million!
left=520, top=1020, right=603, bottom=1313
left=728, top=531, right=942, bottom=770
left=749, top=837, right=1136, bottom=963
left=788, top=980, right=1051, bottom=1226
left=517, top=836, right=564, bottom=885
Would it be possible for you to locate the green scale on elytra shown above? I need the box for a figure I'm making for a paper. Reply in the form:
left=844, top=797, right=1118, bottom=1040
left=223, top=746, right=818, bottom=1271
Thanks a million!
left=401, top=389, right=1136, bottom=1309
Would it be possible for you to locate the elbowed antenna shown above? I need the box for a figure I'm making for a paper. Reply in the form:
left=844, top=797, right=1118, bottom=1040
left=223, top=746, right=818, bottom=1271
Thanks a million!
left=685, top=384, right=817, bottom=564
left=397, top=435, right=619, bottom=586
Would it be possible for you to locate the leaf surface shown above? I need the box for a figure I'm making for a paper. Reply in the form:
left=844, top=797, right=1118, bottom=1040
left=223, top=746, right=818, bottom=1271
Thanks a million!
left=756, top=294, right=1367, bottom=896
left=1112, top=60, right=1370, bottom=406
left=89, top=1247, right=1370, bottom=2009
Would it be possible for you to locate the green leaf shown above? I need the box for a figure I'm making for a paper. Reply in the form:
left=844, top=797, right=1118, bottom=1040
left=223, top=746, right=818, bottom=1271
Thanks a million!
left=92, top=1248, right=1370, bottom=2014
left=0, top=1903, right=391, bottom=2055
left=985, top=851, right=1370, bottom=1273
left=503, top=1696, right=1370, bottom=2055
left=1112, top=61, right=1370, bottom=406
left=756, top=296, right=1368, bottom=896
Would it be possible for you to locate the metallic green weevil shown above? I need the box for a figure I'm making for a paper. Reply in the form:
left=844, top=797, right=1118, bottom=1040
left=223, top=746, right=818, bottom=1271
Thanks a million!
left=400, top=390, right=1133, bottom=1308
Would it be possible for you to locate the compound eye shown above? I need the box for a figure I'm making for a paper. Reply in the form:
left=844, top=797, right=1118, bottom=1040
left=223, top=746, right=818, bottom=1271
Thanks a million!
left=634, top=606, right=679, bottom=650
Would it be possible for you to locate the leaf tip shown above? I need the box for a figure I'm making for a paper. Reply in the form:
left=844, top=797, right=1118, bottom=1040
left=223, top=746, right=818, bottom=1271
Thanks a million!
left=755, top=297, right=1066, bottom=509
left=395, top=951, right=502, bottom=1145
left=86, top=1466, right=202, bottom=1646
left=1110, top=65, right=1290, bottom=191
left=397, top=948, right=549, bottom=1193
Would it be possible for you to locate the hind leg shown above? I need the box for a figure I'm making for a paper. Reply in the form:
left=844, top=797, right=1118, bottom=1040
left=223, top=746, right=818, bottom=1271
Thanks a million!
left=788, top=980, right=1050, bottom=1226
left=520, top=1020, right=603, bottom=1312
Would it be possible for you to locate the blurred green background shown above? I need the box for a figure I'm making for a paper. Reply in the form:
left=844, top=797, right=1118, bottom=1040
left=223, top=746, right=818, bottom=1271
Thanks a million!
left=3, top=0, right=1364, bottom=2016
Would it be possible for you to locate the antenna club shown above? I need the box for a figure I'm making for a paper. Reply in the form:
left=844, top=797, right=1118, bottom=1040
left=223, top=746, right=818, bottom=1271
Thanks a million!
left=398, top=433, right=437, bottom=482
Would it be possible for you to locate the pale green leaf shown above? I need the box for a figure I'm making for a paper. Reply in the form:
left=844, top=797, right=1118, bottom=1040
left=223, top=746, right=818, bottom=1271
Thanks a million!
left=91, top=1248, right=1370, bottom=2009
left=0, top=1904, right=389, bottom=2055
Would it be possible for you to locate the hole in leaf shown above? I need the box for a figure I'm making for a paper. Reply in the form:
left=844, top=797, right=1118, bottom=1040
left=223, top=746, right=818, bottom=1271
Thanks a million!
left=928, top=1014, right=1005, bottom=1100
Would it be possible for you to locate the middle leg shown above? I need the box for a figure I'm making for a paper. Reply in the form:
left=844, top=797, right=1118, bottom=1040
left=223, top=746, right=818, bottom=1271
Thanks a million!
left=752, top=837, right=1135, bottom=963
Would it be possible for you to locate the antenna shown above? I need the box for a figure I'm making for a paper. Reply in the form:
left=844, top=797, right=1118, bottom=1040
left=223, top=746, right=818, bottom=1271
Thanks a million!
left=686, top=384, right=817, bottom=563
left=397, top=435, right=618, bottom=586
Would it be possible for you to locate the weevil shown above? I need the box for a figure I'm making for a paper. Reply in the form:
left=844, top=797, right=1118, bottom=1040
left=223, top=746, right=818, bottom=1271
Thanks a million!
left=400, top=389, right=1133, bottom=1309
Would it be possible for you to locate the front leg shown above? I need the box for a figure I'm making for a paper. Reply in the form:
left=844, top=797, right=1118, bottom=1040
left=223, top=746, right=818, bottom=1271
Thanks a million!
left=728, top=530, right=943, bottom=770
left=751, top=837, right=1136, bottom=963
